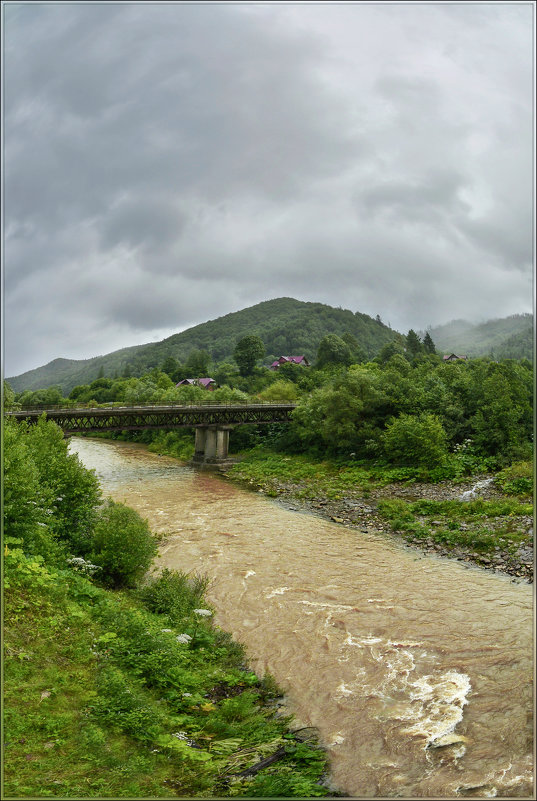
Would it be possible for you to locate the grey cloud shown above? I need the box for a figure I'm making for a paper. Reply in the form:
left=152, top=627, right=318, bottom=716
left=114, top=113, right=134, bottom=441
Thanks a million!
left=356, top=169, right=471, bottom=224
left=3, top=3, right=533, bottom=376
left=99, top=197, right=187, bottom=252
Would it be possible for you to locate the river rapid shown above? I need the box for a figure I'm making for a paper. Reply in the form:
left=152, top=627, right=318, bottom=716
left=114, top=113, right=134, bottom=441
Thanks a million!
left=70, top=438, right=534, bottom=799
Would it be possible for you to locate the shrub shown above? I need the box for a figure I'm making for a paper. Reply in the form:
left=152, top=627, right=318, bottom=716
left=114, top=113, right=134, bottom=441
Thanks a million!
left=3, top=419, right=65, bottom=562
left=258, top=381, right=298, bottom=402
left=495, top=461, right=534, bottom=497
left=89, top=500, right=158, bottom=588
left=382, top=412, right=448, bottom=468
left=137, top=568, right=210, bottom=622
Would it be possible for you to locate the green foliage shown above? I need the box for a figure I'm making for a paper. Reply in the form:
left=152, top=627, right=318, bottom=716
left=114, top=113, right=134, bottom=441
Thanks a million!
left=377, top=496, right=532, bottom=554
left=3, top=380, right=19, bottom=409
left=315, top=333, right=352, bottom=368
left=24, top=417, right=101, bottom=552
left=183, top=348, right=212, bottom=378
left=495, top=461, right=533, bottom=498
left=382, top=413, right=449, bottom=467
left=258, top=380, right=299, bottom=402
left=3, top=417, right=100, bottom=562
left=234, top=335, right=266, bottom=376
left=405, top=329, right=423, bottom=357
left=374, top=339, right=406, bottom=365
left=89, top=500, right=158, bottom=589
left=291, top=367, right=386, bottom=457
left=147, top=430, right=195, bottom=461
left=423, top=331, right=436, bottom=354
left=137, top=568, right=210, bottom=622
left=17, top=385, right=65, bottom=407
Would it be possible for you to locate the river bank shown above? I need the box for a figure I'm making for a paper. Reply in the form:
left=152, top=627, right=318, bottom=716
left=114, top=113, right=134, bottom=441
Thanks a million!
left=219, top=460, right=534, bottom=583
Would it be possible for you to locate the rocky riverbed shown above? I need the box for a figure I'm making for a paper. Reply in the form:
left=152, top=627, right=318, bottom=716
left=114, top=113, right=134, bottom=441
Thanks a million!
left=221, top=468, right=533, bottom=583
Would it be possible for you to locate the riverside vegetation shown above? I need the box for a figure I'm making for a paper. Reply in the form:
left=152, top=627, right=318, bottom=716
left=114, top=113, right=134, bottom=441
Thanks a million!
left=3, top=416, right=332, bottom=799
left=3, top=334, right=534, bottom=795
left=8, top=332, right=532, bottom=576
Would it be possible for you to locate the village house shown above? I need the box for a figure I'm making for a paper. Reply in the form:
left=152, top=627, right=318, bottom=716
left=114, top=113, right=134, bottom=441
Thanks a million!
left=176, top=377, right=216, bottom=390
left=442, top=354, right=468, bottom=362
left=269, top=356, right=310, bottom=370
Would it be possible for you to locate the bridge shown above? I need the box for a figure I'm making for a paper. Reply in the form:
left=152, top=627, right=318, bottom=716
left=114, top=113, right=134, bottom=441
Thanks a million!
left=6, top=402, right=297, bottom=469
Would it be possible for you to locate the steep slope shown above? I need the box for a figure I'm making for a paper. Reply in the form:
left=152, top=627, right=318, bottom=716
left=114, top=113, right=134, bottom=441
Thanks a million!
left=425, top=314, right=533, bottom=359
left=7, top=298, right=399, bottom=394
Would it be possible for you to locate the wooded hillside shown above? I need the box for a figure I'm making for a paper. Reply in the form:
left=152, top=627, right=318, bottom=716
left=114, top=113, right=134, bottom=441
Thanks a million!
left=7, top=298, right=399, bottom=394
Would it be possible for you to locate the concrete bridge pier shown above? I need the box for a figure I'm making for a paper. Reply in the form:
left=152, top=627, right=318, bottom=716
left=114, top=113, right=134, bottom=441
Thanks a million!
left=192, top=425, right=234, bottom=469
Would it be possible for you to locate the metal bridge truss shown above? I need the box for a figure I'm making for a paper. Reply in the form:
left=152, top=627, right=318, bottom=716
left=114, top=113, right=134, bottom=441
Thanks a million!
left=6, top=403, right=297, bottom=435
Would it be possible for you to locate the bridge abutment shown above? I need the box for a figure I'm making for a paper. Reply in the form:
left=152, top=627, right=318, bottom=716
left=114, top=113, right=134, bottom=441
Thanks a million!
left=192, top=425, right=234, bottom=469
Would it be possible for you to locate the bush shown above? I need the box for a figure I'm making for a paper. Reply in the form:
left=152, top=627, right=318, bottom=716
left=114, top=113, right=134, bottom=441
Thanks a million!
left=258, top=380, right=298, bottom=402
left=495, top=461, right=533, bottom=497
left=137, top=568, right=210, bottom=622
left=382, top=412, right=448, bottom=468
left=89, top=500, right=158, bottom=588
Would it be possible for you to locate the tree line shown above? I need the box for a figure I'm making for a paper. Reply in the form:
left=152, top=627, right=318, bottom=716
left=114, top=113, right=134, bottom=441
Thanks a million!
left=6, top=327, right=533, bottom=476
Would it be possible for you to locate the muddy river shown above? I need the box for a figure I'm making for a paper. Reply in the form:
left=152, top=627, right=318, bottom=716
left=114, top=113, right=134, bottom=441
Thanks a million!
left=70, top=437, right=534, bottom=799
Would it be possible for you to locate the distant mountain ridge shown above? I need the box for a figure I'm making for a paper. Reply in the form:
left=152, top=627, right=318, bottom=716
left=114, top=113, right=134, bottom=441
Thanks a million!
left=424, top=313, right=533, bottom=360
left=7, top=298, right=399, bottom=394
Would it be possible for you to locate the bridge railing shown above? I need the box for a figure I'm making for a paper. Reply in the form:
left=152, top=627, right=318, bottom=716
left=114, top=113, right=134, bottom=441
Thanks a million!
left=8, top=399, right=297, bottom=412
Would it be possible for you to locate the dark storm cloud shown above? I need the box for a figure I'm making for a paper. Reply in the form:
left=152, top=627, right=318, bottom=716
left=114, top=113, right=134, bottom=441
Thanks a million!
left=3, top=2, right=533, bottom=376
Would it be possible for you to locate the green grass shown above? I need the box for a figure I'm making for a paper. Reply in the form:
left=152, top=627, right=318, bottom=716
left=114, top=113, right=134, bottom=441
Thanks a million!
left=494, top=461, right=533, bottom=498
left=377, top=497, right=532, bottom=554
left=4, top=542, right=331, bottom=799
left=228, top=449, right=380, bottom=500
left=226, top=447, right=522, bottom=501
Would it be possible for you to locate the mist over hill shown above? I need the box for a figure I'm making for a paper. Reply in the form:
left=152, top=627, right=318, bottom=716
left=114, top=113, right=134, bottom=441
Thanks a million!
left=6, top=298, right=399, bottom=394
left=424, top=314, right=533, bottom=360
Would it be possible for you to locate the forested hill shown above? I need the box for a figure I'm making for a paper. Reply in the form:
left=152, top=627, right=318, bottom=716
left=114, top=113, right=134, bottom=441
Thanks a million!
left=7, top=298, right=399, bottom=394
left=425, top=314, right=533, bottom=360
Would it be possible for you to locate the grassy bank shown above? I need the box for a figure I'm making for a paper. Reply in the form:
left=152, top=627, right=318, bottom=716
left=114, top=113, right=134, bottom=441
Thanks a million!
left=4, top=542, right=332, bottom=799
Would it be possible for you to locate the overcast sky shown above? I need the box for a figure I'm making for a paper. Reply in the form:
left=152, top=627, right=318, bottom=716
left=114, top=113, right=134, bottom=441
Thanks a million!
left=3, top=1, right=534, bottom=377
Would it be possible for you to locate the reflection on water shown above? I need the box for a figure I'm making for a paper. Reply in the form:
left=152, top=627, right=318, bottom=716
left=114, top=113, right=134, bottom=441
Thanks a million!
left=71, top=437, right=534, bottom=799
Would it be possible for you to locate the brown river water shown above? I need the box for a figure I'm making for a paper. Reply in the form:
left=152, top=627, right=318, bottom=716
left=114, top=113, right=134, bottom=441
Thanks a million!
left=69, top=437, right=534, bottom=799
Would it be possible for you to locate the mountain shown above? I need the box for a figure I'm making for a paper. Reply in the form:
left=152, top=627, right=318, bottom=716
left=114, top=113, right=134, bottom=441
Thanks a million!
left=425, top=313, right=533, bottom=360
left=7, top=298, right=400, bottom=394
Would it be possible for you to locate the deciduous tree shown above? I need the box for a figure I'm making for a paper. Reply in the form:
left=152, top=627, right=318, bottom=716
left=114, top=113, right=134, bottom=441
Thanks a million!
left=234, top=335, right=265, bottom=376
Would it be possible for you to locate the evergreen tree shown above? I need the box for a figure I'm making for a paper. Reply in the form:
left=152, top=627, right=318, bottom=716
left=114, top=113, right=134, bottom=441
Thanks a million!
left=423, top=331, right=436, bottom=354
left=405, top=329, right=423, bottom=357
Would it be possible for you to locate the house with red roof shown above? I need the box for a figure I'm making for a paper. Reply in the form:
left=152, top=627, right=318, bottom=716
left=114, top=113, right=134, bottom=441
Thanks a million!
left=176, top=377, right=216, bottom=390
left=269, top=356, right=310, bottom=370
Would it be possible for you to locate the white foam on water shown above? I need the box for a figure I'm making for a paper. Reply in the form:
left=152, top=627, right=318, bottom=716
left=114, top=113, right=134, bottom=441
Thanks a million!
left=266, top=586, right=291, bottom=598
left=243, top=570, right=256, bottom=578
left=298, top=600, right=357, bottom=611
left=337, top=632, right=471, bottom=759
left=459, top=477, right=494, bottom=501
left=334, top=682, right=355, bottom=697
left=344, top=634, right=383, bottom=647
left=401, top=670, right=471, bottom=748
